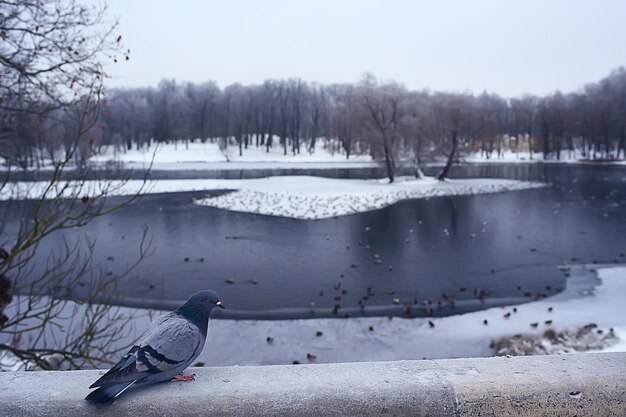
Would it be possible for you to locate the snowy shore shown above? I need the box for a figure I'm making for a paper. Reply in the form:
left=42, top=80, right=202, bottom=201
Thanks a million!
left=1, top=140, right=377, bottom=171
left=464, top=150, right=626, bottom=165
left=196, top=265, right=626, bottom=366
left=1, top=175, right=545, bottom=219
left=2, top=265, right=624, bottom=371
left=6, top=140, right=625, bottom=173
left=89, top=140, right=377, bottom=171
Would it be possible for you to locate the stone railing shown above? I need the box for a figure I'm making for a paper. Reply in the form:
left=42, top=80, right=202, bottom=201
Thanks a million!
left=0, top=353, right=624, bottom=416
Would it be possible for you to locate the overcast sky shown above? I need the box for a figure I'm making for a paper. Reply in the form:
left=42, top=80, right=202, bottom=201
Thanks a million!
left=102, top=0, right=626, bottom=97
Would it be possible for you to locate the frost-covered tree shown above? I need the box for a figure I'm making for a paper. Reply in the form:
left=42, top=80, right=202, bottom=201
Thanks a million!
left=0, top=0, right=150, bottom=371
left=358, top=74, right=405, bottom=183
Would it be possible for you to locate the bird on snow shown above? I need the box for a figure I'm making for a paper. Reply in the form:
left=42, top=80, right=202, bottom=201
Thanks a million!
left=85, top=290, right=225, bottom=404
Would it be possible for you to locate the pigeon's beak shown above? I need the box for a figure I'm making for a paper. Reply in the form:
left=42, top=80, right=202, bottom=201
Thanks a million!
left=216, top=301, right=225, bottom=309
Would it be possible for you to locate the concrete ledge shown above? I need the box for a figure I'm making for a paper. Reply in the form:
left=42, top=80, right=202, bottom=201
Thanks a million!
left=0, top=353, right=625, bottom=416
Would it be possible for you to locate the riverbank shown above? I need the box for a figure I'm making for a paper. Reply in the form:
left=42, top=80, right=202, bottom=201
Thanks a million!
left=192, top=265, right=626, bottom=365
left=2, top=265, right=624, bottom=371
left=464, top=150, right=626, bottom=165
left=5, top=139, right=625, bottom=174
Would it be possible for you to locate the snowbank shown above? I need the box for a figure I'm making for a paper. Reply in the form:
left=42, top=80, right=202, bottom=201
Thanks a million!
left=493, top=324, right=621, bottom=356
left=0, top=176, right=544, bottom=219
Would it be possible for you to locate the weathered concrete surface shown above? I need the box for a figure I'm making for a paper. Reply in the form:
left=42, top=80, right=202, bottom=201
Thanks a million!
left=0, top=353, right=624, bottom=416
left=441, top=353, right=626, bottom=416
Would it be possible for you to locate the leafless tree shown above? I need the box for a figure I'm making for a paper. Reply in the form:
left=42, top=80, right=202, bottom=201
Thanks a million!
left=358, top=75, right=404, bottom=183
left=510, top=96, right=538, bottom=158
left=307, top=84, right=327, bottom=153
left=399, top=91, right=431, bottom=179
left=0, top=0, right=151, bottom=370
left=428, top=93, right=476, bottom=180
left=327, top=84, right=361, bottom=160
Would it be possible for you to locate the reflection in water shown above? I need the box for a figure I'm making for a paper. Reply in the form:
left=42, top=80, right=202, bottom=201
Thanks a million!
left=4, top=164, right=626, bottom=319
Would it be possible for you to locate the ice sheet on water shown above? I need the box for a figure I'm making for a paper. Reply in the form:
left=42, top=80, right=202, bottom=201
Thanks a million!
left=195, top=265, right=626, bottom=365
left=193, top=175, right=545, bottom=219
left=2, top=265, right=623, bottom=370
left=1, top=175, right=544, bottom=221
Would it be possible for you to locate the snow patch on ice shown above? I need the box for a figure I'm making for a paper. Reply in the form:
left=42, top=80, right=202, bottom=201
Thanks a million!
left=0, top=175, right=545, bottom=220
left=193, top=176, right=545, bottom=219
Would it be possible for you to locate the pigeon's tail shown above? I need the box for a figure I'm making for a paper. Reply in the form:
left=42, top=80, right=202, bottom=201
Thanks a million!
left=85, top=381, right=135, bottom=404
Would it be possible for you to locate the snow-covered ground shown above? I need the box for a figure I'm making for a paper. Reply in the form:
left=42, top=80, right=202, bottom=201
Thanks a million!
left=88, top=139, right=376, bottom=170
left=465, top=150, right=626, bottom=165
left=0, top=175, right=544, bottom=219
left=6, top=140, right=625, bottom=172
left=196, top=265, right=626, bottom=365
left=2, top=265, right=624, bottom=371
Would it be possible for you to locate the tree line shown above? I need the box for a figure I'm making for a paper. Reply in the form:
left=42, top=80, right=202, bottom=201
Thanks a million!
left=3, top=65, right=626, bottom=181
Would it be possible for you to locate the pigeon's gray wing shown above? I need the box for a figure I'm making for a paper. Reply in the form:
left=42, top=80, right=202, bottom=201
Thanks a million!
left=135, top=312, right=204, bottom=372
left=89, top=312, right=204, bottom=389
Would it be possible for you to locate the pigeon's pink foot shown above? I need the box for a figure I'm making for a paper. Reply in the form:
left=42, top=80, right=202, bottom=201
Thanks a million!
left=170, top=374, right=195, bottom=382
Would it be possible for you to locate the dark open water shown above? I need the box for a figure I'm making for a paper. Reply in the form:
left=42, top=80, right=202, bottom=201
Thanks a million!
left=5, top=163, right=626, bottom=319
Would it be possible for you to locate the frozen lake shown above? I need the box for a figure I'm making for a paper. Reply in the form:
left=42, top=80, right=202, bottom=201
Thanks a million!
left=6, top=164, right=626, bottom=319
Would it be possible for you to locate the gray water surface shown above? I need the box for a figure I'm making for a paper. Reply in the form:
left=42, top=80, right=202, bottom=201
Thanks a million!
left=6, top=163, right=626, bottom=319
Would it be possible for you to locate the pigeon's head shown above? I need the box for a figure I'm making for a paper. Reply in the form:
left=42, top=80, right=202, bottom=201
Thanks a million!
left=188, top=290, right=225, bottom=311
left=178, top=290, right=225, bottom=323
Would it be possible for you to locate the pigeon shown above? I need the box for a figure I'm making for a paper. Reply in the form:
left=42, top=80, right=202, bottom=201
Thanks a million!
left=85, top=290, right=225, bottom=404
